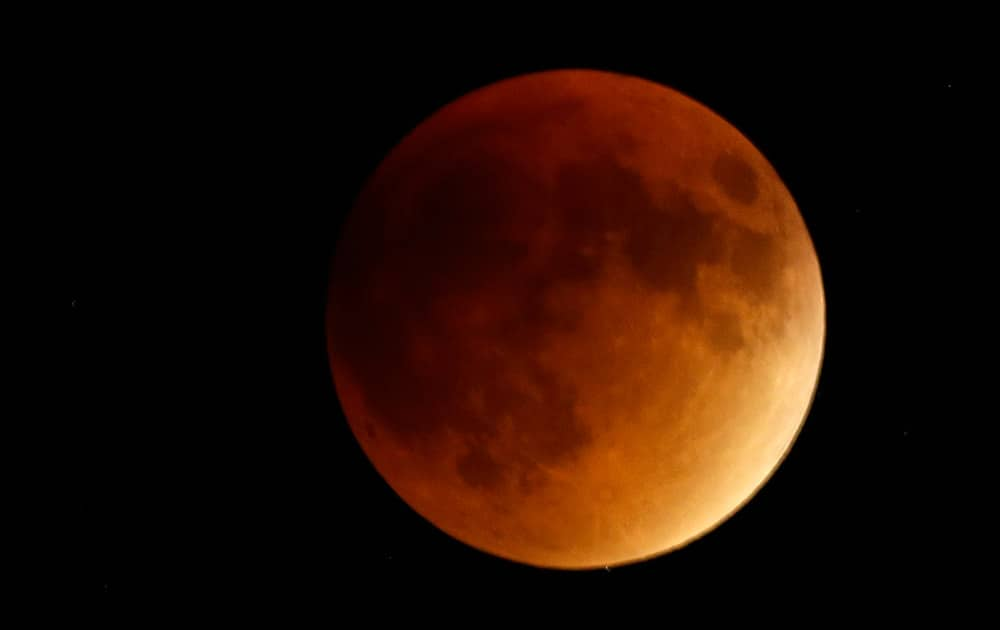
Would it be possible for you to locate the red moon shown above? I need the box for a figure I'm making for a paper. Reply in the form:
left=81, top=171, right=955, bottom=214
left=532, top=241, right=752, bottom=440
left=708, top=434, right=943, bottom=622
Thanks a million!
left=327, top=70, right=824, bottom=569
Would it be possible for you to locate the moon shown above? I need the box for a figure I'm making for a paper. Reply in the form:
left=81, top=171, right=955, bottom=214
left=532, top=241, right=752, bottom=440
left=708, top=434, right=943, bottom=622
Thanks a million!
left=326, top=69, right=824, bottom=569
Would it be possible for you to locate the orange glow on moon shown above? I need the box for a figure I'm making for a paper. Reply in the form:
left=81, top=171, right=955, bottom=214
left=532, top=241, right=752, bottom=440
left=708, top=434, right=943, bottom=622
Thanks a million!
left=326, top=69, right=825, bottom=569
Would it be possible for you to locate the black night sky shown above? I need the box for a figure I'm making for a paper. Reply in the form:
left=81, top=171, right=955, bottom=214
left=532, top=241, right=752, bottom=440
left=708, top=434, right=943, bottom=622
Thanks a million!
left=60, top=22, right=968, bottom=607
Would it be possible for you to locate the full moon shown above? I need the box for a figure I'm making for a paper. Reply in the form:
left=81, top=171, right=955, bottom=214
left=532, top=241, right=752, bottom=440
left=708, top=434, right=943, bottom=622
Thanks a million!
left=327, top=69, right=824, bottom=569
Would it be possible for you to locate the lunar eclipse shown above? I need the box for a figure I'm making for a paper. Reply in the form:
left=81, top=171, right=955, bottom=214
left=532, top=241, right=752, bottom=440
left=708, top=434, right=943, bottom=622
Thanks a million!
left=326, top=69, right=825, bottom=569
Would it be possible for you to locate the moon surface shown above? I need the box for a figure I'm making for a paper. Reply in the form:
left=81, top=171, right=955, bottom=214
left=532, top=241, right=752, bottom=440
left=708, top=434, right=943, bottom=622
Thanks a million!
left=326, top=69, right=824, bottom=569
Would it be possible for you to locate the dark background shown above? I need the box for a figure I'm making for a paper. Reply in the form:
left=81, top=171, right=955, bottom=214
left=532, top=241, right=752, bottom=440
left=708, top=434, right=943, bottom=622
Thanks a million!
left=59, top=25, right=966, bottom=604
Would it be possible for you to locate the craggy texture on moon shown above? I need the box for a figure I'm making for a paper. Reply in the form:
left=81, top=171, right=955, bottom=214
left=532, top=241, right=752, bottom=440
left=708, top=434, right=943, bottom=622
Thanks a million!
left=327, top=70, right=825, bottom=569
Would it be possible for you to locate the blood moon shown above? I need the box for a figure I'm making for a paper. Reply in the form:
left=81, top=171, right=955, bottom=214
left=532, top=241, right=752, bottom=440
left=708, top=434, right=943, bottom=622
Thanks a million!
left=327, top=70, right=824, bottom=569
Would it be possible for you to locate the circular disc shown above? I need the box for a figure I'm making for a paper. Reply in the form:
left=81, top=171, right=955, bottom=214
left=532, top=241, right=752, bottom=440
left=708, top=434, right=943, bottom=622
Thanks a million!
left=327, top=69, right=825, bottom=569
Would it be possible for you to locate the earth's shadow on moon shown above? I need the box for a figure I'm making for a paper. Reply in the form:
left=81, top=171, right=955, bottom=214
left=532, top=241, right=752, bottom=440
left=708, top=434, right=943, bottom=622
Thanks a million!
left=329, top=144, right=785, bottom=495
